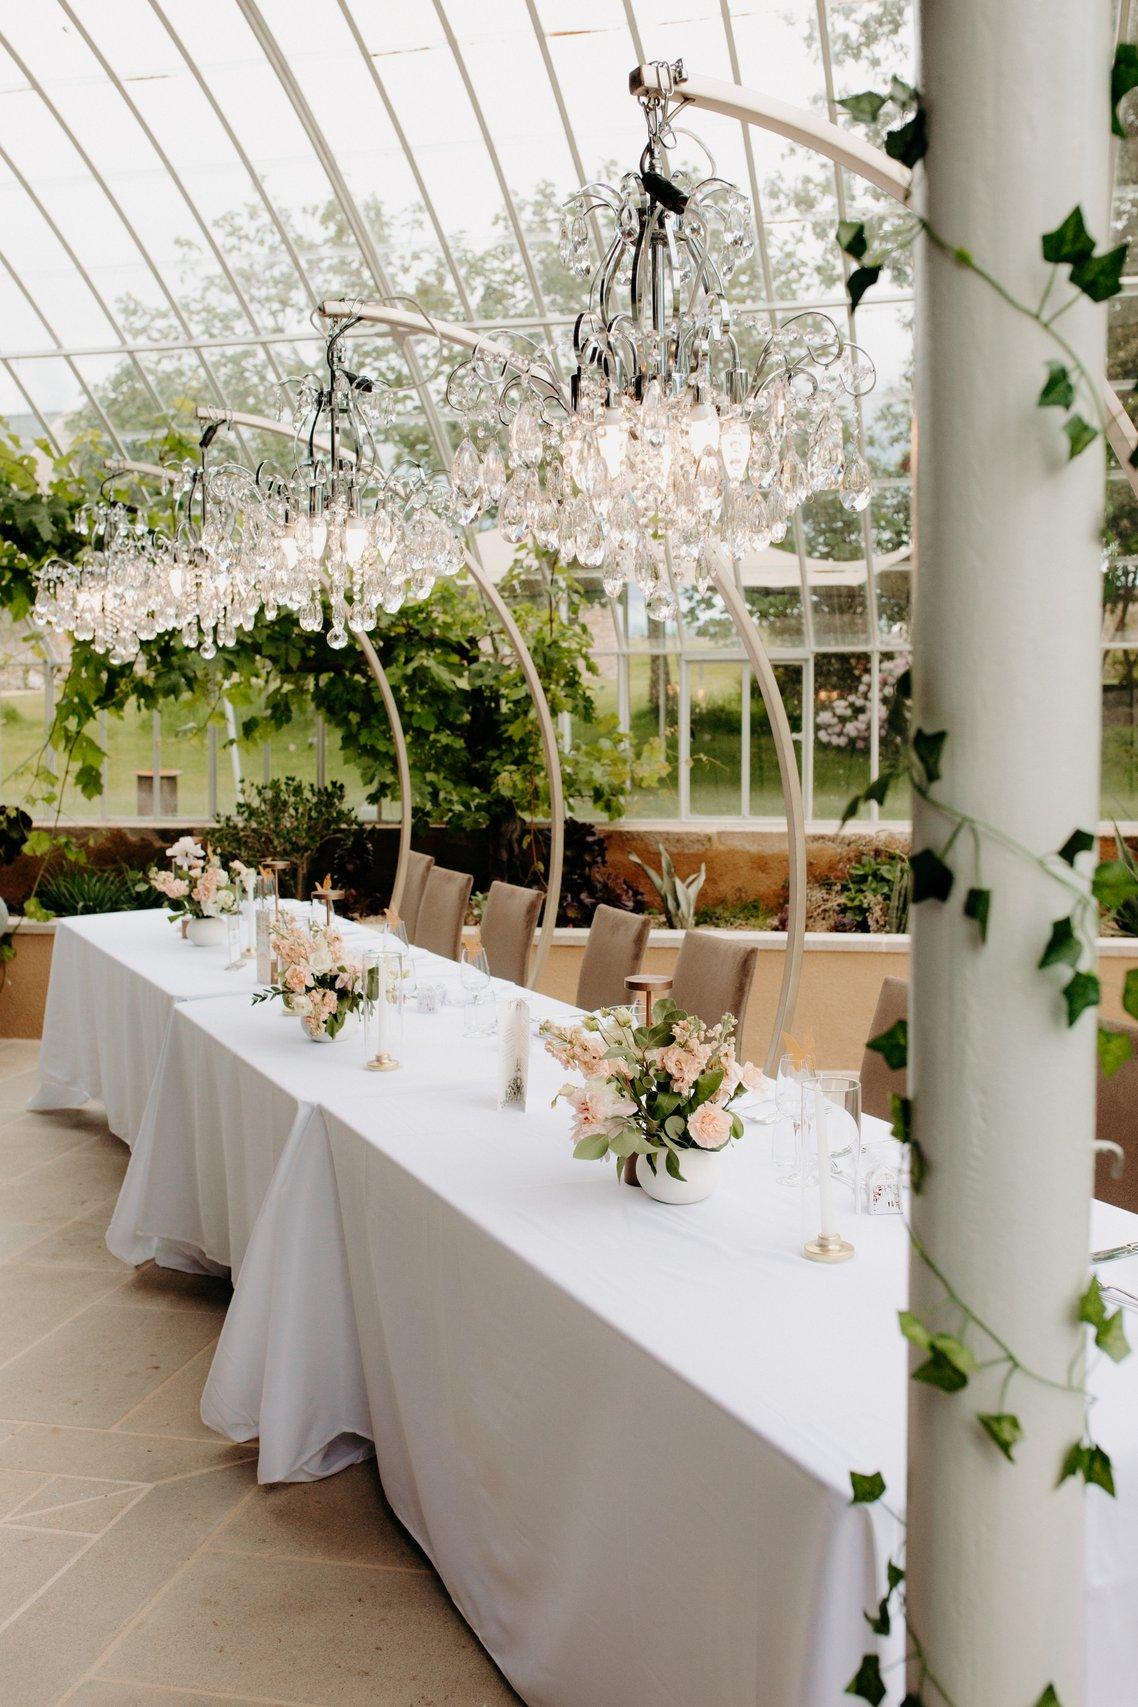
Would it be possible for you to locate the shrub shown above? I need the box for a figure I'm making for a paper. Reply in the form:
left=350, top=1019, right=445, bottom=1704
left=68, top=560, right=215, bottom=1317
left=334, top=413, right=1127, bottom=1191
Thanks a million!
left=211, top=779, right=358, bottom=899
left=35, top=864, right=161, bottom=918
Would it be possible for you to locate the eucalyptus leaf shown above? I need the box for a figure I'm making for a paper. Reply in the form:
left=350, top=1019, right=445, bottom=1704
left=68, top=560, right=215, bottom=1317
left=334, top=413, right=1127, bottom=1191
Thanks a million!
left=849, top=1469, right=886, bottom=1505
left=838, top=91, right=888, bottom=125
left=912, top=727, right=947, bottom=784
left=844, top=1654, right=886, bottom=1705
left=1057, top=828, right=1095, bottom=866
left=1038, top=915, right=1081, bottom=971
left=1062, top=970, right=1100, bottom=1027
left=1038, top=361, right=1076, bottom=409
left=1041, top=206, right=1095, bottom=265
left=963, top=886, right=991, bottom=942
left=978, top=1411, right=1023, bottom=1462
left=847, top=264, right=882, bottom=312
left=1097, top=1025, right=1133, bottom=1078
left=1063, top=415, right=1099, bottom=459
left=665, top=1148, right=685, bottom=1182
left=572, top=1133, right=609, bottom=1162
left=910, top=848, right=954, bottom=904
left=867, top=1018, right=907, bottom=1071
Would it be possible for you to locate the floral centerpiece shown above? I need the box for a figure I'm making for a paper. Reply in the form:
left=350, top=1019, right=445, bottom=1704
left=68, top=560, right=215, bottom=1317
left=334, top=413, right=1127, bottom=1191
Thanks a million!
left=148, top=837, right=243, bottom=945
left=540, top=999, right=766, bottom=1204
left=252, top=913, right=364, bottom=1042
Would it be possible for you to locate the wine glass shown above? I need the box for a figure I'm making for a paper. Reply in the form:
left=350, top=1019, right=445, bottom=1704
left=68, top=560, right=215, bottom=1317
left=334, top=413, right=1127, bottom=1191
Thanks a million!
left=773, top=1052, right=807, bottom=1184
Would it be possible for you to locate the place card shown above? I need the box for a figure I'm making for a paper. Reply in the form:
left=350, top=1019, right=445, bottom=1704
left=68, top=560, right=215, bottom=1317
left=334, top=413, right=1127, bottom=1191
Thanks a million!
left=498, top=997, right=530, bottom=1111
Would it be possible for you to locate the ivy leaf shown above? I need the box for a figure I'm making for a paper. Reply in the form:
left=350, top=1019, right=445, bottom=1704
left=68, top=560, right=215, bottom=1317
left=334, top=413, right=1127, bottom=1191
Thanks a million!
left=1059, top=1441, right=1116, bottom=1497
left=864, top=1596, right=891, bottom=1636
left=886, top=1561, right=904, bottom=1592
left=847, top=264, right=882, bottom=311
left=1063, top=415, right=1099, bottom=460
left=1113, top=42, right=1138, bottom=137
left=910, top=848, right=954, bottom=904
left=1096, top=1309, right=1131, bottom=1365
left=963, top=886, right=991, bottom=942
left=1070, top=243, right=1128, bottom=303
left=978, top=1411, right=1023, bottom=1462
left=1063, top=971, right=1100, bottom=1026
left=884, top=105, right=928, bottom=168
left=1057, top=828, right=1095, bottom=866
left=912, top=726, right=947, bottom=784
left=1079, top=1275, right=1109, bottom=1330
left=838, top=90, right=888, bottom=125
left=913, top=1339, right=972, bottom=1393
left=889, top=75, right=918, bottom=108
left=1124, top=968, right=1138, bottom=1022
left=840, top=768, right=897, bottom=828
left=845, top=1654, right=886, bottom=1705
left=868, top=1018, right=908, bottom=1070
left=837, top=219, right=869, bottom=259
left=849, top=1469, right=886, bottom=1505
left=1093, top=859, right=1138, bottom=911
left=898, top=1310, right=931, bottom=1351
left=1038, top=915, right=1081, bottom=971
left=1041, top=206, right=1095, bottom=265
left=890, top=1093, right=912, bottom=1145
left=900, top=1698, right=928, bottom=1707
left=1034, top=1688, right=1062, bottom=1707
left=1097, top=1025, right=1133, bottom=1078
left=1038, top=361, right=1076, bottom=409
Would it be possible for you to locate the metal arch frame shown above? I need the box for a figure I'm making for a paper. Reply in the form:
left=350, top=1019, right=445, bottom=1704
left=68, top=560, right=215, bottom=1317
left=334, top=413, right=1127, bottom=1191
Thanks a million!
left=0, top=247, right=127, bottom=457
left=55, top=0, right=291, bottom=400
left=667, top=62, right=1138, bottom=501
left=0, top=29, right=251, bottom=457
left=193, top=402, right=563, bottom=984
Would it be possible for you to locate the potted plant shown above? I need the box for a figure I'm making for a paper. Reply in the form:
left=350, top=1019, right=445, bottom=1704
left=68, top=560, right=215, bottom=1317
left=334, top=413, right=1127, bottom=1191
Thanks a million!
left=252, top=913, right=364, bottom=1042
left=146, top=837, right=243, bottom=946
left=540, top=1000, right=766, bottom=1204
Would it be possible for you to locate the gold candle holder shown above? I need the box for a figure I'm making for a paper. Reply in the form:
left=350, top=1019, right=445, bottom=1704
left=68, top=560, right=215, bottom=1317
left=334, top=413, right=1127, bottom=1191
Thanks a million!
left=804, top=1232, right=855, bottom=1264
left=312, top=887, right=345, bottom=929
left=265, top=859, right=291, bottom=914
left=623, top=971, right=674, bottom=1026
left=366, top=1051, right=401, bottom=1072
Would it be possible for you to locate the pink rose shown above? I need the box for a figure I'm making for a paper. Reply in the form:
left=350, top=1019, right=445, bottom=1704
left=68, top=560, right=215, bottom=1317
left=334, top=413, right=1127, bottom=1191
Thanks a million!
left=687, top=1102, right=733, bottom=1149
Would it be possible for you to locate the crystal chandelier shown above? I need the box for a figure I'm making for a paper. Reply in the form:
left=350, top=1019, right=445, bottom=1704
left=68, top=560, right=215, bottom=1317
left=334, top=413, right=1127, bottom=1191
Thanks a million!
left=444, top=62, right=875, bottom=618
left=267, top=310, right=464, bottom=649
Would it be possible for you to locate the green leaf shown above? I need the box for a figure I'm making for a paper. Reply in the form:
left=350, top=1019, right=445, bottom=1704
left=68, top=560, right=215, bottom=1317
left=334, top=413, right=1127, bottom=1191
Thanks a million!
left=1039, top=915, right=1081, bottom=971
left=838, top=91, right=888, bottom=125
left=1063, top=971, right=1100, bottom=1027
left=867, top=1018, right=908, bottom=1070
left=884, top=106, right=928, bottom=168
left=864, top=1597, right=891, bottom=1637
left=572, top=1133, right=609, bottom=1161
left=1124, top=968, right=1138, bottom=1022
left=978, top=1411, right=1023, bottom=1462
left=912, top=726, right=947, bottom=784
left=1033, top=1687, right=1062, bottom=1707
left=1098, top=1025, right=1133, bottom=1078
left=890, top=1093, right=912, bottom=1144
left=1113, top=42, right=1138, bottom=137
left=1093, top=859, right=1138, bottom=911
left=1063, top=414, right=1099, bottom=459
left=665, top=1148, right=685, bottom=1182
left=1096, top=1309, right=1131, bottom=1364
left=845, top=1654, right=886, bottom=1706
left=898, top=1309, right=931, bottom=1351
left=886, top=1560, right=904, bottom=1592
left=849, top=1469, right=886, bottom=1505
left=1041, top=206, right=1095, bottom=265
left=1058, top=828, right=1095, bottom=866
left=837, top=219, right=869, bottom=260
left=1059, top=1441, right=1116, bottom=1497
left=847, top=265, right=882, bottom=312
left=1079, top=1274, right=1109, bottom=1330
left=963, top=887, right=991, bottom=942
left=912, top=1349, right=970, bottom=1393
left=1038, top=361, right=1076, bottom=409
left=910, top=848, right=954, bottom=904
left=888, top=76, right=918, bottom=108
left=1070, top=243, right=1128, bottom=303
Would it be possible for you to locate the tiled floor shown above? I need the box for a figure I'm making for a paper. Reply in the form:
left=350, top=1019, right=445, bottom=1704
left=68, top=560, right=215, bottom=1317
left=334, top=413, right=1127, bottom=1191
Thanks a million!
left=0, top=1040, right=519, bottom=1706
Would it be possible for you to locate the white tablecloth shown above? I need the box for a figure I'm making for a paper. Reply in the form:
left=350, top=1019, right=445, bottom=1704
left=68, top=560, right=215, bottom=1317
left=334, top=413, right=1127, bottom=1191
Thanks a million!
left=30, top=906, right=380, bottom=1146
left=193, top=999, right=1138, bottom=1707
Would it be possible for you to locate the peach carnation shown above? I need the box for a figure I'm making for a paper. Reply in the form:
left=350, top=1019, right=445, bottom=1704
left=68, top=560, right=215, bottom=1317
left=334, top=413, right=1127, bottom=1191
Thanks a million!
left=687, top=1102, right=733, bottom=1149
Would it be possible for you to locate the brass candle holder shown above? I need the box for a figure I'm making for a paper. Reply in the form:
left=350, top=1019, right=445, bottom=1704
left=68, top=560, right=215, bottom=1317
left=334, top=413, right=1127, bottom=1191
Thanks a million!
left=265, top=859, right=291, bottom=914
left=804, top=1232, right=855, bottom=1264
left=312, top=886, right=345, bottom=929
left=366, top=1051, right=401, bottom=1072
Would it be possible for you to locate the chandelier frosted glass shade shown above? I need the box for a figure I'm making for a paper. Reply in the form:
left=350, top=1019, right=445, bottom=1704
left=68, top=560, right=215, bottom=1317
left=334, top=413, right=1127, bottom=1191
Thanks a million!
left=445, top=75, right=875, bottom=616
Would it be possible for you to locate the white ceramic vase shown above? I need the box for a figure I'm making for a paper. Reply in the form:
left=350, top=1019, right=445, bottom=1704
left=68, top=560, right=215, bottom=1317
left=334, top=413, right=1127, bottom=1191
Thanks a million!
left=185, top=915, right=226, bottom=948
left=636, top=1146, right=721, bottom=1205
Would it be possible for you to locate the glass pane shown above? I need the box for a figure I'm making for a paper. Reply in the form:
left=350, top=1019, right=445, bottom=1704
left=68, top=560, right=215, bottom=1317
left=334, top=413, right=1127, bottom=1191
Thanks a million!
left=814, top=653, right=872, bottom=822
left=749, top=664, right=803, bottom=817
left=0, top=686, right=48, bottom=807
left=873, top=484, right=912, bottom=642
left=159, top=698, right=212, bottom=822
left=689, top=662, right=743, bottom=816
left=802, top=492, right=871, bottom=647
left=1103, top=648, right=1138, bottom=821
left=1105, top=476, right=1138, bottom=644
left=626, top=652, right=679, bottom=818
left=96, top=704, right=154, bottom=820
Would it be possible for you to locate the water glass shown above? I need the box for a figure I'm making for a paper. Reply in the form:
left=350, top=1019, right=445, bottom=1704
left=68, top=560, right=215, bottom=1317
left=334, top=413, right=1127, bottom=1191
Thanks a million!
left=772, top=1053, right=806, bottom=1184
left=462, top=985, right=497, bottom=1038
left=801, top=1071, right=862, bottom=1221
left=460, top=944, right=491, bottom=999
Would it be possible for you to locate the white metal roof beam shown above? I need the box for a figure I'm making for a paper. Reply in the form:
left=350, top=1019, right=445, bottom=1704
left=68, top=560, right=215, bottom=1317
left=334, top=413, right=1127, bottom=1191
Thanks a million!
left=0, top=247, right=127, bottom=456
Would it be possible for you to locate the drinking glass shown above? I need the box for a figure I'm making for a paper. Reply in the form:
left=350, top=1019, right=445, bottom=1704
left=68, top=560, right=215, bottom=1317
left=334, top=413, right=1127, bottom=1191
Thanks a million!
left=224, top=912, right=243, bottom=969
left=772, top=1053, right=807, bottom=1184
left=801, top=1071, right=862, bottom=1221
left=462, top=984, right=497, bottom=1038
left=460, top=944, right=491, bottom=999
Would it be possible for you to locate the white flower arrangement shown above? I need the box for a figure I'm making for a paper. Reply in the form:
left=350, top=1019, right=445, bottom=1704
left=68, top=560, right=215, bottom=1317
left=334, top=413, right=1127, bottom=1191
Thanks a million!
left=147, top=840, right=242, bottom=921
left=540, top=999, right=769, bottom=1183
left=252, top=913, right=364, bottom=1040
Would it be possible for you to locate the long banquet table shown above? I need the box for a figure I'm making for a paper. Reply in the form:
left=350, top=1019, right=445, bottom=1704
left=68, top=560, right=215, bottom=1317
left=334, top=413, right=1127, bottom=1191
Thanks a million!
left=29, top=909, right=1138, bottom=1706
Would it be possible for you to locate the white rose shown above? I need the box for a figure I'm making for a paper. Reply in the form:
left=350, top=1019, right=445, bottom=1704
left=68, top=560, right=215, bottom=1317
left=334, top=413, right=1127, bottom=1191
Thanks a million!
left=307, top=940, right=333, bottom=976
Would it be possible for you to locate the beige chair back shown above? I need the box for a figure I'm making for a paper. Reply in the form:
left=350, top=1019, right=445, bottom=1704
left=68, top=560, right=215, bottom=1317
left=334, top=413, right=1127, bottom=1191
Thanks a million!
left=576, top=905, right=652, bottom=1012
left=414, top=865, right=473, bottom=961
left=481, top=880, right=543, bottom=987
left=399, top=850, right=434, bottom=940
left=670, top=930, right=759, bottom=1036
left=859, top=976, right=910, bottom=1121
left=1096, top=1019, right=1138, bottom=1214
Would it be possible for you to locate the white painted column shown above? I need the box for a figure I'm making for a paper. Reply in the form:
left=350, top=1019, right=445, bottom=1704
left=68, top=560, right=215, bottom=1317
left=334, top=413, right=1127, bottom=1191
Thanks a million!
left=908, top=4, right=1109, bottom=1702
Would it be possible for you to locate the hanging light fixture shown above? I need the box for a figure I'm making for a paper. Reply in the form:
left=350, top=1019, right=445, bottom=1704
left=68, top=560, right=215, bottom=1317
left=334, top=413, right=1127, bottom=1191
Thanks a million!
left=444, top=59, right=876, bottom=619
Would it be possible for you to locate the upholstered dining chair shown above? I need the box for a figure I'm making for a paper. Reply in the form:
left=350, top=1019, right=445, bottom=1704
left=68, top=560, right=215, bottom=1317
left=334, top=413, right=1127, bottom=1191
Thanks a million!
left=413, top=865, right=473, bottom=961
left=859, top=976, right=910, bottom=1120
left=398, top=849, right=434, bottom=940
left=670, top=930, right=759, bottom=1036
left=481, top=880, right=543, bottom=987
left=1096, top=1018, right=1138, bottom=1214
left=576, top=904, right=653, bottom=1012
